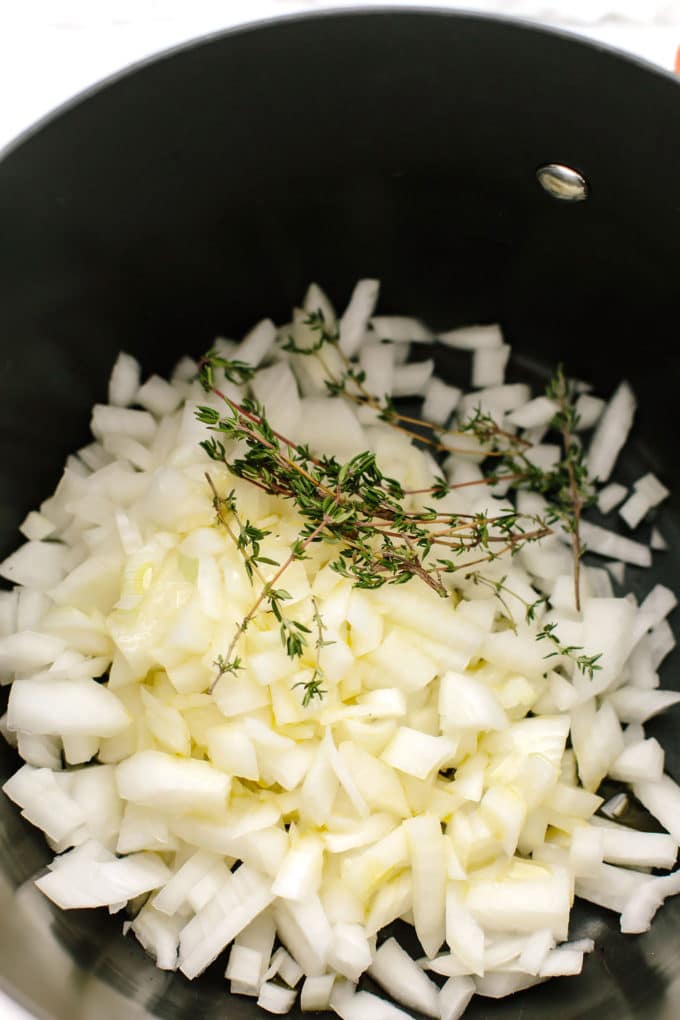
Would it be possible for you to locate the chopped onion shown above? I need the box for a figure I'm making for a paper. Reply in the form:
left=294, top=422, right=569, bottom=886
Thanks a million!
left=339, top=280, right=380, bottom=357
left=438, top=324, right=503, bottom=350
left=108, top=351, right=141, bottom=407
left=472, top=345, right=510, bottom=388
left=1, top=279, right=679, bottom=1020
left=368, top=938, right=440, bottom=1018
left=587, top=380, right=636, bottom=482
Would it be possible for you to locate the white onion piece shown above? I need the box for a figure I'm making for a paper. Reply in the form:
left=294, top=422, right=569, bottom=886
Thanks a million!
left=0, top=542, right=68, bottom=590
left=438, top=324, right=503, bottom=350
left=231, top=910, right=277, bottom=990
left=332, top=988, right=412, bottom=1020
left=297, top=398, right=366, bottom=459
left=620, top=870, right=680, bottom=934
left=0, top=630, right=64, bottom=672
left=339, top=280, right=380, bottom=357
left=36, top=849, right=169, bottom=909
left=91, top=405, right=157, bottom=444
left=365, top=871, right=412, bottom=937
left=303, top=282, right=336, bottom=325
left=608, top=738, right=664, bottom=783
left=392, top=360, right=435, bottom=397
left=406, top=814, right=446, bottom=958
left=439, top=670, right=507, bottom=732
left=651, top=527, right=668, bottom=551
left=590, top=818, right=678, bottom=870
left=636, top=472, right=669, bottom=505
left=598, top=482, right=628, bottom=515
left=466, top=867, right=571, bottom=940
left=19, top=511, right=56, bottom=542
left=618, top=473, right=668, bottom=529
left=573, top=393, right=605, bottom=430
left=632, top=584, right=677, bottom=644
left=439, top=976, right=476, bottom=1020
left=3, top=764, right=84, bottom=842
left=609, top=688, right=680, bottom=724
left=9, top=676, right=128, bottom=738
left=251, top=361, right=301, bottom=437
left=587, top=380, right=636, bottom=482
left=381, top=728, right=456, bottom=780
left=574, top=521, right=651, bottom=567
left=649, top=619, right=676, bottom=668
left=517, top=929, right=555, bottom=975
left=539, top=947, right=585, bottom=978
left=16, top=732, right=61, bottom=769
left=272, top=896, right=333, bottom=977
left=369, top=316, right=431, bottom=342
left=129, top=904, right=183, bottom=971
left=576, top=862, right=651, bottom=914
left=257, top=981, right=297, bottom=1015
left=235, top=318, right=277, bottom=368
left=368, top=938, right=440, bottom=1018
left=358, top=343, right=394, bottom=400
left=474, top=972, right=542, bottom=998
left=136, top=375, right=183, bottom=417
left=445, top=886, right=484, bottom=975
left=506, top=396, right=558, bottom=429
left=262, top=945, right=304, bottom=987
left=633, top=775, right=680, bottom=844
left=301, top=974, right=335, bottom=1011
left=225, top=943, right=262, bottom=987
left=472, top=345, right=510, bottom=388
left=108, top=351, right=141, bottom=407
left=271, top=836, right=323, bottom=902
left=171, top=354, right=198, bottom=383
left=178, top=865, right=274, bottom=979
left=422, top=378, right=462, bottom=425
left=116, top=750, right=229, bottom=814
left=619, top=491, right=652, bottom=530
left=458, top=383, right=530, bottom=424
left=326, top=923, right=372, bottom=983
left=342, top=825, right=408, bottom=902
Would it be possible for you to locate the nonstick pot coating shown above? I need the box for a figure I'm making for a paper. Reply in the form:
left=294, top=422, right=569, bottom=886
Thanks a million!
left=0, top=9, right=679, bottom=1019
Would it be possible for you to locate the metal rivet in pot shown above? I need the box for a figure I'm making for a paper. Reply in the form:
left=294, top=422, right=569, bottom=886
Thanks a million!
left=536, top=163, right=588, bottom=201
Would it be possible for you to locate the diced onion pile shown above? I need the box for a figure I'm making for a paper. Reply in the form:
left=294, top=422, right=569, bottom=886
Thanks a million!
left=1, top=279, right=678, bottom=1020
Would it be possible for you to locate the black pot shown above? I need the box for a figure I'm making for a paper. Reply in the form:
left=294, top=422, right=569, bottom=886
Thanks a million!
left=1, top=9, right=679, bottom=1019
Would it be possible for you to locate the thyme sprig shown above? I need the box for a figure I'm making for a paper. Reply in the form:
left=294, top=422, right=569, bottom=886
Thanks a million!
left=196, top=392, right=553, bottom=605
left=299, top=310, right=531, bottom=459
left=294, top=597, right=329, bottom=707
left=195, top=340, right=600, bottom=704
left=465, top=571, right=601, bottom=681
left=469, top=368, right=595, bottom=611
left=205, top=470, right=325, bottom=696
left=546, top=367, right=594, bottom=610
left=536, top=622, right=602, bottom=680
left=198, top=350, right=256, bottom=389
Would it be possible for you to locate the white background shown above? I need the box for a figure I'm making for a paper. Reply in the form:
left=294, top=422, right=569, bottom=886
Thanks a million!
left=2, top=1, right=680, bottom=153
left=0, top=2, right=679, bottom=1019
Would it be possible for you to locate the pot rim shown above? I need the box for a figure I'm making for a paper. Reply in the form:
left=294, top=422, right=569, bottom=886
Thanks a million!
left=1, top=3, right=679, bottom=168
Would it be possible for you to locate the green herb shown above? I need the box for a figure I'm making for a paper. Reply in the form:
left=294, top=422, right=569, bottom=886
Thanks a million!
left=205, top=470, right=327, bottom=699
left=213, top=654, right=243, bottom=682
left=196, top=339, right=601, bottom=701
left=293, top=597, right=329, bottom=707
left=197, top=392, right=551, bottom=602
left=536, top=622, right=602, bottom=680
left=198, top=351, right=257, bottom=390
left=465, top=570, right=598, bottom=681
left=282, top=310, right=340, bottom=355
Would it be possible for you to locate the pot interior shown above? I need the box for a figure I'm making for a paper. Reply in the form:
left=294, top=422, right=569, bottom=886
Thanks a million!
left=1, top=10, right=680, bottom=1019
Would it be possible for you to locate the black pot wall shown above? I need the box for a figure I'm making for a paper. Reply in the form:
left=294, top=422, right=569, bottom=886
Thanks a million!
left=0, top=10, right=679, bottom=1020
